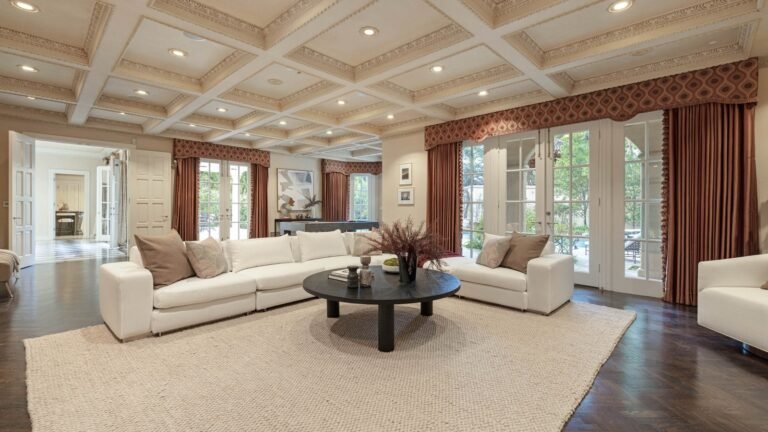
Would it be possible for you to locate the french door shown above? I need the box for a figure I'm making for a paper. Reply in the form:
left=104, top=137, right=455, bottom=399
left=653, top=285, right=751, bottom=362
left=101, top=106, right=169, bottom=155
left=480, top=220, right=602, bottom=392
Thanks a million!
left=198, top=159, right=250, bottom=241
left=95, top=165, right=113, bottom=242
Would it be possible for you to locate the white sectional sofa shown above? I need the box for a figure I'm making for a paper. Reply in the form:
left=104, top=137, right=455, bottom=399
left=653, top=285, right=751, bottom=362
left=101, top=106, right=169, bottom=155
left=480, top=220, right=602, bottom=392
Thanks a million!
left=698, top=254, right=768, bottom=352
left=424, top=251, right=574, bottom=315
left=99, top=232, right=396, bottom=341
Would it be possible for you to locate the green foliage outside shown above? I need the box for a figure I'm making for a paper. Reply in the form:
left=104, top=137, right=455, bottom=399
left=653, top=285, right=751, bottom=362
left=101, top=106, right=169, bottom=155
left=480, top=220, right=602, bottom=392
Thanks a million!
left=199, top=168, right=250, bottom=228
left=351, top=174, right=370, bottom=220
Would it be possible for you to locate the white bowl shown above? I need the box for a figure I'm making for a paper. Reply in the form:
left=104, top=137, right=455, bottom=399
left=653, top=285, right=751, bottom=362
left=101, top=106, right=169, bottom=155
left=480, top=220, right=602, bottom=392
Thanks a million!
left=382, top=263, right=399, bottom=274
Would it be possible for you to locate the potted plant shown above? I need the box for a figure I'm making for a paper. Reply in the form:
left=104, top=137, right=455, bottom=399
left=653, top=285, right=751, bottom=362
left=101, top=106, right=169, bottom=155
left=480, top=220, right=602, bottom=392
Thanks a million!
left=365, top=218, right=444, bottom=283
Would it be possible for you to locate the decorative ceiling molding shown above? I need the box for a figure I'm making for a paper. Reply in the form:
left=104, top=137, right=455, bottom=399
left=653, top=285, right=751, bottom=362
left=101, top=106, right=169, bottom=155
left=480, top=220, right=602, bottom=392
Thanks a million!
left=505, top=31, right=544, bottom=67
left=182, top=113, right=234, bottom=130
left=263, top=0, right=340, bottom=48
left=413, top=64, right=520, bottom=100
left=455, top=89, right=550, bottom=117
left=115, top=59, right=201, bottom=93
left=148, top=0, right=265, bottom=48
left=280, top=80, right=341, bottom=110
left=0, top=76, right=76, bottom=103
left=0, top=27, right=88, bottom=66
left=200, top=51, right=256, bottom=88
left=287, top=46, right=355, bottom=81
left=221, top=88, right=280, bottom=112
left=83, top=2, right=113, bottom=60
left=96, top=95, right=167, bottom=118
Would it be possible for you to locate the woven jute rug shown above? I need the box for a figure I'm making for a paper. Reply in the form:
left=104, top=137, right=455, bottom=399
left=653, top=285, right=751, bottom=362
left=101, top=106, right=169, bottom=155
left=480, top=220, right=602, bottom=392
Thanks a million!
left=25, top=298, right=634, bottom=431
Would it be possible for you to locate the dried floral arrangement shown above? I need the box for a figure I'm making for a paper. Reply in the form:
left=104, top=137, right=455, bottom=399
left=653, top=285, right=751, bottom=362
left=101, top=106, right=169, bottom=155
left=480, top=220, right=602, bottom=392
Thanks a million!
left=365, top=217, right=444, bottom=282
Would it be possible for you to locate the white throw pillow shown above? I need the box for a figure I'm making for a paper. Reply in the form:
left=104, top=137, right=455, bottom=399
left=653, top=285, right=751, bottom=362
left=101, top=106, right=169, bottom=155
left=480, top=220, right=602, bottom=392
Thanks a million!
left=298, top=230, right=348, bottom=261
left=225, top=235, right=294, bottom=272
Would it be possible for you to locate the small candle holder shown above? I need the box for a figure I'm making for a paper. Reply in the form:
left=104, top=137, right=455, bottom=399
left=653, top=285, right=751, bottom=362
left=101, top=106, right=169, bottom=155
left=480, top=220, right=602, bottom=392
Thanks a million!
left=346, top=265, right=360, bottom=289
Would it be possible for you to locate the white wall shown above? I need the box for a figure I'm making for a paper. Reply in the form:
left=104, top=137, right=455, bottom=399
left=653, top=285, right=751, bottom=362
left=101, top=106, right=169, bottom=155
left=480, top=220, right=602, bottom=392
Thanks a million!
left=34, top=149, right=104, bottom=241
left=381, top=131, right=428, bottom=225
left=267, top=153, right=322, bottom=234
left=755, top=66, right=768, bottom=252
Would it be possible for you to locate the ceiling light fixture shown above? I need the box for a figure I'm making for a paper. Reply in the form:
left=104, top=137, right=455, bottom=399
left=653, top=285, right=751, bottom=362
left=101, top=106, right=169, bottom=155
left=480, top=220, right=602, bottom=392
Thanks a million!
left=26, top=96, right=36, bottom=100
left=387, top=114, right=394, bottom=120
left=337, top=99, right=346, bottom=105
left=18, top=64, right=38, bottom=73
left=189, top=124, right=196, bottom=127
left=278, top=120, right=287, bottom=126
left=708, top=40, right=719, bottom=45
left=430, top=65, right=444, bottom=73
left=478, top=90, right=489, bottom=97
left=169, top=48, right=187, bottom=57
left=245, top=133, right=251, bottom=137
left=360, top=26, right=379, bottom=37
left=134, top=89, right=149, bottom=96
left=216, top=107, right=228, bottom=113
left=267, top=78, right=283, bottom=85
left=326, top=130, right=333, bottom=135
left=10, top=1, right=39, bottom=12
left=608, top=0, right=632, bottom=13
left=119, top=112, right=126, bottom=115
left=183, top=31, right=206, bottom=42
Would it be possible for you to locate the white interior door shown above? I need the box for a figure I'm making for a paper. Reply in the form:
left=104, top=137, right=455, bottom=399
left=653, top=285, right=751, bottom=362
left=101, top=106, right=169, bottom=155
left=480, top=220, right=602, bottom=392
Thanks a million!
left=9, top=131, right=35, bottom=268
left=129, top=150, right=171, bottom=244
left=95, top=165, right=112, bottom=242
left=548, top=122, right=601, bottom=287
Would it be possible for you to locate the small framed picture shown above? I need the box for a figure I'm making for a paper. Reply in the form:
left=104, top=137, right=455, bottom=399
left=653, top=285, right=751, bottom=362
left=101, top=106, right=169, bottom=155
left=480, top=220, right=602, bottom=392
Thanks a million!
left=399, top=163, right=412, bottom=185
left=398, top=187, right=414, bottom=205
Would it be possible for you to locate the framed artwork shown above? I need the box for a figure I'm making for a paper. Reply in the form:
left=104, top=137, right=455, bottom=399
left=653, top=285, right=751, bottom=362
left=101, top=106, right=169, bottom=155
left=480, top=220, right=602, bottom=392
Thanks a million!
left=399, top=163, right=412, bottom=185
left=398, top=187, right=414, bottom=205
left=277, top=169, right=314, bottom=214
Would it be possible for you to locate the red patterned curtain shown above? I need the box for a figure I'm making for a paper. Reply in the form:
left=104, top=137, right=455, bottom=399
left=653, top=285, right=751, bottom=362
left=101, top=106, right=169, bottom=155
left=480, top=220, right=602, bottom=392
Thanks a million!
left=249, top=164, right=269, bottom=238
left=661, top=103, right=759, bottom=306
left=427, top=143, right=462, bottom=254
left=171, top=157, right=199, bottom=241
left=424, top=58, right=759, bottom=150
left=322, top=172, right=349, bottom=221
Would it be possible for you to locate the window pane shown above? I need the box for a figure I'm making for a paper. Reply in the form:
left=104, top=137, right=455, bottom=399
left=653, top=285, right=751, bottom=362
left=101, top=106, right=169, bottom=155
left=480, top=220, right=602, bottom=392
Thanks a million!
left=624, top=124, right=644, bottom=161
left=571, top=204, right=589, bottom=237
left=470, top=203, right=483, bottom=231
left=472, top=146, right=484, bottom=171
left=462, top=204, right=471, bottom=230
left=524, top=170, right=536, bottom=201
left=648, top=120, right=663, bottom=159
left=521, top=138, right=536, bottom=168
left=553, top=168, right=570, bottom=201
left=572, top=237, right=589, bottom=273
left=505, top=202, right=522, bottom=233
left=645, top=242, right=663, bottom=281
left=553, top=134, right=570, bottom=168
left=553, top=236, right=571, bottom=255
left=524, top=203, right=537, bottom=234
left=646, top=202, right=661, bottom=240
left=571, top=167, right=589, bottom=201
left=624, top=238, right=642, bottom=279
left=571, top=131, right=589, bottom=165
left=624, top=202, right=642, bottom=237
left=624, top=162, right=642, bottom=200
left=647, top=161, right=662, bottom=199
left=554, top=203, right=570, bottom=235
left=506, top=140, right=521, bottom=170
left=506, top=171, right=522, bottom=201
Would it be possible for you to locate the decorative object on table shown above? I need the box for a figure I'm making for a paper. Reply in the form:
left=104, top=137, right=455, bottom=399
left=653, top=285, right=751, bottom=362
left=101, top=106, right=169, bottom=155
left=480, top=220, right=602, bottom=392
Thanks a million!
left=397, top=187, right=414, bottom=205
left=328, top=268, right=349, bottom=282
left=381, top=257, right=399, bottom=274
left=366, top=217, right=443, bottom=283
left=277, top=168, right=314, bottom=214
left=399, top=163, right=412, bottom=185
left=346, top=265, right=360, bottom=289
left=360, top=255, right=371, bottom=267
left=278, top=197, right=294, bottom=218
left=359, top=256, right=373, bottom=288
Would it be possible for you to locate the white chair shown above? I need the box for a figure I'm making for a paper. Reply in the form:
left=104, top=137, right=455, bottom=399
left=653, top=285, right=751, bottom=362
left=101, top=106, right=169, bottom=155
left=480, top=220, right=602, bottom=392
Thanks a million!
left=697, top=254, right=768, bottom=352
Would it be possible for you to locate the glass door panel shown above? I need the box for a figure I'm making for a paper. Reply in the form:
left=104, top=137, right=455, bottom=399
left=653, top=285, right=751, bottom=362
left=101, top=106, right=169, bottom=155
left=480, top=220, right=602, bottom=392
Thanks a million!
left=500, top=132, right=543, bottom=235
left=198, top=160, right=221, bottom=240
left=227, top=162, right=249, bottom=240
left=549, top=123, right=599, bottom=286
left=462, top=143, right=485, bottom=258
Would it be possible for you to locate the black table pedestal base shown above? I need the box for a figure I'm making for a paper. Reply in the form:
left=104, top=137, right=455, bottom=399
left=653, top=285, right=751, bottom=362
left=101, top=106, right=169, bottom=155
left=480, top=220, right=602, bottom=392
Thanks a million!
left=421, top=301, right=433, bottom=316
left=378, top=304, right=394, bottom=352
left=327, top=300, right=339, bottom=318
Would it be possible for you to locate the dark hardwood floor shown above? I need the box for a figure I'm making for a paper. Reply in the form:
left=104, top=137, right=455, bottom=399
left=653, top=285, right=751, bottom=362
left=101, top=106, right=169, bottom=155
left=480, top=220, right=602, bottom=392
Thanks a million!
left=1, top=259, right=767, bottom=431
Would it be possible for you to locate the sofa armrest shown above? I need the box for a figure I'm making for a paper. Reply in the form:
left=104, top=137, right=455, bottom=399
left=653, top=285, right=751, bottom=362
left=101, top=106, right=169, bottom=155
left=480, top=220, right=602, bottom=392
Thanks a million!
left=99, top=262, right=154, bottom=340
left=526, top=254, right=574, bottom=315
left=698, top=254, right=768, bottom=292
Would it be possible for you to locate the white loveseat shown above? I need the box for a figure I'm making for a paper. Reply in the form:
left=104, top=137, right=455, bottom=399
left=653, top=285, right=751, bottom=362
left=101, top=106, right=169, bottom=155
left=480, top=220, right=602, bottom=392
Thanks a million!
left=424, top=250, right=574, bottom=315
left=99, top=232, right=396, bottom=341
left=698, top=254, right=768, bottom=352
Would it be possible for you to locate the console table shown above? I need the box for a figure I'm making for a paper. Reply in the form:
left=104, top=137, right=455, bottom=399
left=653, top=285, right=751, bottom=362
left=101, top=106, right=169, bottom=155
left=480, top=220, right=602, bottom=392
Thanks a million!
left=276, top=220, right=379, bottom=235
left=55, top=211, right=84, bottom=236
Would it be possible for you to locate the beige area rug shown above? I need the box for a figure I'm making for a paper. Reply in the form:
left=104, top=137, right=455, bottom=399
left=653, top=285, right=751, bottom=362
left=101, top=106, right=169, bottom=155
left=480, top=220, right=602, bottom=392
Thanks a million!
left=25, top=298, right=635, bottom=432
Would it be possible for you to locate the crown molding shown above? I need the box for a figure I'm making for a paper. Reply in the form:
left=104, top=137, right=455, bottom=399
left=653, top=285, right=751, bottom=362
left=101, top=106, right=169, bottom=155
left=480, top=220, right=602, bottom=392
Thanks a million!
left=280, top=80, right=341, bottom=111
left=0, top=27, right=88, bottom=67
left=148, top=0, right=265, bottom=48
left=548, top=71, right=574, bottom=94
left=455, top=89, right=550, bottom=117
left=200, top=51, right=255, bottom=89
left=114, top=59, right=201, bottom=94
left=96, top=95, right=167, bottom=118
left=287, top=46, right=355, bottom=81
left=221, top=88, right=280, bottom=112
left=84, top=2, right=112, bottom=60
left=182, top=113, right=234, bottom=130
left=505, top=31, right=544, bottom=67
left=413, top=64, right=521, bottom=102
left=0, top=76, right=76, bottom=103
left=263, top=0, right=339, bottom=48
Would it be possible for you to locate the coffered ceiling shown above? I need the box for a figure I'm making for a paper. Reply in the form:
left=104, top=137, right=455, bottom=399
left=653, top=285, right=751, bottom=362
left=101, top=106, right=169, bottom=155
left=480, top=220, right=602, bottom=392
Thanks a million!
left=0, top=0, right=766, bottom=162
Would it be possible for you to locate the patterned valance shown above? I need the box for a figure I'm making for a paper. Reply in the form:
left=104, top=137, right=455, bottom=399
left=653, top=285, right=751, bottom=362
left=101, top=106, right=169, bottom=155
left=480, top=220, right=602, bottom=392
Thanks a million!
left=424, top=58, right=759, bottom=149
left=173, top=139, right=270, bottom=168
left=321, top=159, right=382, bottom=175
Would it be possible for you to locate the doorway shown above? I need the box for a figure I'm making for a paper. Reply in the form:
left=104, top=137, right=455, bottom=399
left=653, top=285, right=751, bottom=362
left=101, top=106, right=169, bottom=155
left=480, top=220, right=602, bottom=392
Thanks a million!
left=198, top=159, right=251, bottom=241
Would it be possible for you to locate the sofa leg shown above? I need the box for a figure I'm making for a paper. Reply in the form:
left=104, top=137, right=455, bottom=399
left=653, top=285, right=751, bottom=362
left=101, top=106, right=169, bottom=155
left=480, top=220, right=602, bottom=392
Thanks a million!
left=4, top=281, right=13, bottom=298
left=743, top=343, right=768, bottom=360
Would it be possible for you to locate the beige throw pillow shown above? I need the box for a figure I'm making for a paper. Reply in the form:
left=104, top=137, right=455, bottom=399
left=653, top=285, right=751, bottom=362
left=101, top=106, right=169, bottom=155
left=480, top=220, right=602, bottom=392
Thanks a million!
left=186, top=238, right=228, bottom=279
left=134, top=230, right=195, bottom=287
left=476, top=235, right=511, bottom=268
left=500, top=232, right=550, bottom=273
left=353, top=231, right=382, bottom=256
left=762, top=281, right=768, bottom=290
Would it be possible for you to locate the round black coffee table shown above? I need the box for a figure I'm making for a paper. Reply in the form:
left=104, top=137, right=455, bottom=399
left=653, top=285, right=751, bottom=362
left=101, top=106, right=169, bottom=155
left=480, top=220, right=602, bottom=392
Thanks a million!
left=303, top=266, right=461, bottom=352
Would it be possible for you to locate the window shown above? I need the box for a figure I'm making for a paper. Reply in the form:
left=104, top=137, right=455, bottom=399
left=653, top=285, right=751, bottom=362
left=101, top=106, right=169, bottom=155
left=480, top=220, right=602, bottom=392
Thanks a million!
left=350, top=173, right=377, bottom=221
left=199, top=160, right=221, bottom=240
left=198, top=160, right=250, bottom=241
left=462, top=143, right=484, bottom=258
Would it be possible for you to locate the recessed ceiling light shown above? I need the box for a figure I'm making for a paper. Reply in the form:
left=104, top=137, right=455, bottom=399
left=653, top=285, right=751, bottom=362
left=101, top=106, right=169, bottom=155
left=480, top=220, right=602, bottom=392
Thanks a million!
left=245, top=133, right=251, bottom=137
left=708, top=40, right=719, bottom=45
left=17, top=64, right=38, bottom=73
left=430, top=65, right=444, bottom=73
left=216, top=107, right=228, bottom=113
left=10, top=1, right=39, bottom=12
left=360, top=26, right=379, bottom=37
left=134, top=89, right=149, bottom=96
left=278, top=120, right=287, bottom=126
left=268, top=78, right=283, bottom=85
left=183, top=31, right=206, bottom=42
left=169, top=48, right=187, bottom=57
left=337, top=99, right=346, bottom=105
left=608, top=0, right=632, bottom=13
left=119, top=112, right=126, bottom=115
left=478, top=90, right=489, bottom=97
left=326, top=130, right=333, bottom=135
left=386, top=114, right=394, bottom=120
left=189, top=124, right=196, bottom=127
left=26, top=96, right=35, bottom=100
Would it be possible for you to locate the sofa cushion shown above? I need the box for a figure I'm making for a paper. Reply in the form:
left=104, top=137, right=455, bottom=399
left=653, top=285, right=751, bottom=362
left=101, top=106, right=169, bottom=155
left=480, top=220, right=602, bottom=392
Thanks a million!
left=500, top=232, right=550, bottom=273
left=699, top=287, right=768, bottom=348
left=237, top=262, right=324, bottom=291
left=185, top=238, right=228, bottom=279
left=298, top=230, right=348, bottom=261
left=225, top=235, right=294, bottom=272
left=476, top=235, right=511, bottom=268
left=351, top=231, right=382, bottom=256
left=308, top=255, right=363, bottom=271
left=451, top=263, right=527, bottom=292
left=153, top=272, right=255, bottom=309
left=134, top=230, right=195, bottom=287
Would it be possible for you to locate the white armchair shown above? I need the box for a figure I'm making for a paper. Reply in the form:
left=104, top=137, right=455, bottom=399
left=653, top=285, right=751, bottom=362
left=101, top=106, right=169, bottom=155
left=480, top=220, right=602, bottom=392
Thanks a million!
left=697, top=254, right=768, bottom=352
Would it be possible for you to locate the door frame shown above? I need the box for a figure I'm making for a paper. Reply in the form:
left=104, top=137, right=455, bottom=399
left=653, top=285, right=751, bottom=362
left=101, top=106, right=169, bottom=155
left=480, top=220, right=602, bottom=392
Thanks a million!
left=49, top=169, right=90, bottom=239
